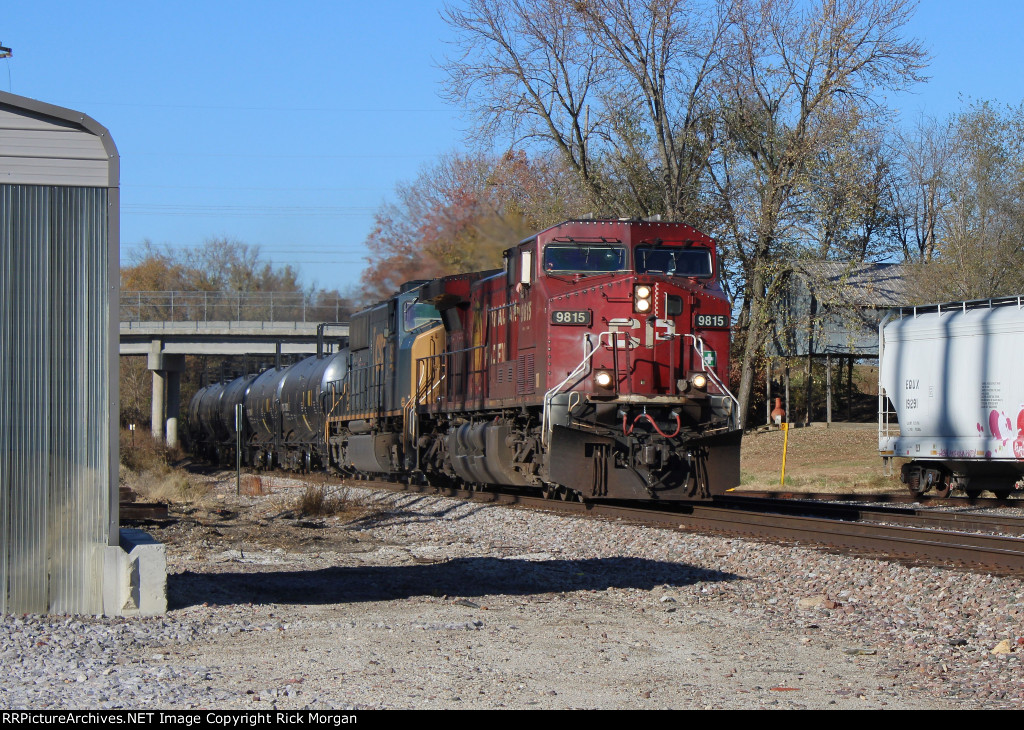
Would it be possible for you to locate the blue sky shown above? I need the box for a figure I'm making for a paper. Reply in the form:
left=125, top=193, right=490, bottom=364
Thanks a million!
left=3, top=1, right=1023, bottom=294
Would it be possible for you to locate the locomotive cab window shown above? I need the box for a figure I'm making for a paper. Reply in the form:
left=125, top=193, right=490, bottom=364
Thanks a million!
left=403, top=300, right=441, bottom=332
left=635, top=246, right=712, bottom=278
left=544, top=244, right=627, bottom=274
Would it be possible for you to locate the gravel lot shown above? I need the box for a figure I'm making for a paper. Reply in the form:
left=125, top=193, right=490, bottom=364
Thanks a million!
left=3, top=470, right=1024, bottom=710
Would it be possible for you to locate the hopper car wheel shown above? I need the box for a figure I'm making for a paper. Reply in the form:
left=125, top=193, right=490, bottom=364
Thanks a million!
left=541, top=485, right=555, bottom=500
left=905, top=469, right=922, bottom=497
left=994, top=490, right=1012, bottom=500
left=932, top=482, right=951, bottom=499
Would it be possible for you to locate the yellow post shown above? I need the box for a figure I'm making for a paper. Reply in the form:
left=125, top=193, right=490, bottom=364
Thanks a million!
left=780, top=422, right=789, bottom=487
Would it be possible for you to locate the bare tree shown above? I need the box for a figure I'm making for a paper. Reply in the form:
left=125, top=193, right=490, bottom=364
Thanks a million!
left=804, top=123, right=902, bottom=262
left=931, top=101, right=1024, bottom=300
left=708, top=0, right=927, bottom=427
left=442, top=0, right=730, bottom=218
left=889, top=115, right=954, bottom=263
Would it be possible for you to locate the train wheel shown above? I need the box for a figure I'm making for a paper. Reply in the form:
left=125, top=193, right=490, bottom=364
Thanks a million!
left=994, top=490, right=1012, bottom=500
left=541, top=485, right=554, bottom=500
left=904, top=469, right=922, bottom=497
left=932, top=482, right=951, bottom=498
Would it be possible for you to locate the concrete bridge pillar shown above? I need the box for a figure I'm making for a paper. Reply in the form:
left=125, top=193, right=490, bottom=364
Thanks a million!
left=147, top=343, right=185, bottom=447
left=150, top=368, right=165, bottom=442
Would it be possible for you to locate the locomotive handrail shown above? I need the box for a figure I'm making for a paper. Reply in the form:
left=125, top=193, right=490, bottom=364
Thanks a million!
left=877, top=312, right=898, bottom=449
left=414, top=355, right=446, bottom=406
left=414, top=345, right=486, bottom=413
left=683, top=334, right=739, bottom=429
left=541, top=331, right=617, bottom=446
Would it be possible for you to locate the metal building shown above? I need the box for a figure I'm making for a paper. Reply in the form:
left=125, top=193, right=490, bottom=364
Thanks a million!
left=0, top=91, right=119, bottom=614
left=770, top=262, right=913, bottom=358
left=765, top=262, right=913, bottom=425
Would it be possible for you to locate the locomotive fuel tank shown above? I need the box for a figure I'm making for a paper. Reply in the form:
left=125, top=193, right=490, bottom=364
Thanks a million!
left=879, top=297, right=1024, bottom=495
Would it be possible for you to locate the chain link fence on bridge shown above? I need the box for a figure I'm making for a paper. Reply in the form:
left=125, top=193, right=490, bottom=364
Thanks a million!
left=120, top=291, right=349, bottom=323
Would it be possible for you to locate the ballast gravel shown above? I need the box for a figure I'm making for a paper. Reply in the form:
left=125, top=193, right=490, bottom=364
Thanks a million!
left=3, top=482, right=1024, bottom=710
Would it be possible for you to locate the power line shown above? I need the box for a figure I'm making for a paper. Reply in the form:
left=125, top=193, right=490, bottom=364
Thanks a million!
left=127, top=151, right=434, bottom=159
left=66, top=101, right=460, bottom=114
left=122, top=203, right=375, bottom=217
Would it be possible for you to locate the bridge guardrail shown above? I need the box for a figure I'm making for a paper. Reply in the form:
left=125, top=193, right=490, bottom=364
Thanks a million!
left=120, top=291, right=348, bottom=324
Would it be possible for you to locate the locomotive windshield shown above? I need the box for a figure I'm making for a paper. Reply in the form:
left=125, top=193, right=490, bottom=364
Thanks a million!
left=635, top=246, right=712, bottom=278
left=403, top=300, right=440, bottom=332
left=543, top=244, right=627, bottom=274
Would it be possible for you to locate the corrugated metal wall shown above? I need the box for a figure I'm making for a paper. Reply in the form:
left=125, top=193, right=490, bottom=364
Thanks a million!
left=0, top=185, right=110, bottom=614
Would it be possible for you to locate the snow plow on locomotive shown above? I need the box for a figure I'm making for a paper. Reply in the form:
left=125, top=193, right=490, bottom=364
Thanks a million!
left=188, top=219, right=743, bottom=501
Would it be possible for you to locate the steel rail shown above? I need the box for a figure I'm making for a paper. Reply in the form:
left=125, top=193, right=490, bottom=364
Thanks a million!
left=718, top=495, right=1024, bottom=536
left=355, top=478, right=1024, bottom=574
left=733, top=489, right=1017, bottom=509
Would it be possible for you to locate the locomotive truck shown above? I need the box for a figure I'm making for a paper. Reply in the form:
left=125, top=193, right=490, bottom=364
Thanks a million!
left=190, top=219, right=742, bottom=501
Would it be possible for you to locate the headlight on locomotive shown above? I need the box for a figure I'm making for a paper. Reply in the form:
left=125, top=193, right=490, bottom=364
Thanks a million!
left=594, top=370, right=615, bottom=389
left=633, top=284, right=653, bottom=313
left=678, top=372, right=709, bottom=393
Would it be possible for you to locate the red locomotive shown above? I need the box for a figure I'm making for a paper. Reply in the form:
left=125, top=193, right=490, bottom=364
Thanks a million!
left=190, top=219, right=741, bottom=500
left=323, top=218, right=741, bottom=500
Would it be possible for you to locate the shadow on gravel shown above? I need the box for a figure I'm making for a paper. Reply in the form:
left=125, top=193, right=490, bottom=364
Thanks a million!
left=168, top=557, right=740, bottom=609
left=346, top=501, right=491, bottom=529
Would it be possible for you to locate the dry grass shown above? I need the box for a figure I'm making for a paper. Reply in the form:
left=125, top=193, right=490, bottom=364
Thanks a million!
left=119, top=428, right=211, bottom=505
left=739, top=423, right=904, bottom=493
left=294, top=485, right=379, bottom=520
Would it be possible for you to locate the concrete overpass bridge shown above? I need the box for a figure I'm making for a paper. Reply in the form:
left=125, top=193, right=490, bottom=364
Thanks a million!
left=120, top=291, right=349, bottom=447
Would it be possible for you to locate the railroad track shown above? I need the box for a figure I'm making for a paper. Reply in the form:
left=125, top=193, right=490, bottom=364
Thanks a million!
left=733, top=489, right=1022, bottom=509
left=339, top=476, right=1024, bottom=576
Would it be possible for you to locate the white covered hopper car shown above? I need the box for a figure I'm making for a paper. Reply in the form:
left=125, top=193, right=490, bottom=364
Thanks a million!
left=879, top=296, right=1024, bottom=498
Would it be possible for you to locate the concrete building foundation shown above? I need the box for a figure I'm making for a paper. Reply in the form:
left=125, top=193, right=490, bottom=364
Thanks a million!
left=103, top=529, right=167, bottom=616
